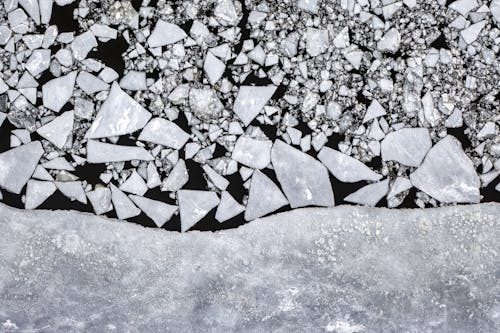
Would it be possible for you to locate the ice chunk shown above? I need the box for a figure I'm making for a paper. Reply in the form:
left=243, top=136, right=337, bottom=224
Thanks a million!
left=363, top=100, right=386, bottom=123
left=42, top=157, right=74, bottom=171
left=214, top=0, right=240, bottom=26
left=89, top=24, right=118, bottom=40
left=120, top=70, right=147, bottom=91
left=445, top=109, right=463, bottom=128
left=19, top=0, right=40, bottom=25
left=377, top=28, right=401, bottom=53
left=421, top=92, right=441, bottom=127
left=0, top=141, right=44, bottom=194
left=333, top=27, right=349, bottom=48
left=189, top=88, right=224, bottom=121
left=381, top=128, right=432, bottom=167
left=343, top=46, right=364, bottom=69
left=271, top=140, right=334, bottom=208
left=55, top=181, right=87, bottom=204
left=0, top=26, right=12, bottom=46
left=8, top=9, right=29, bottom=34
left=245, top=170, right=288, bottom=221
left=146, top=162, right=161, bottom=188
left=87, top=140, right=154, bottom=163
left=129, top=195, right=177, bottom=228
left=233, top=85, right=277, bottom=126
left=25, top=180, right=56, bottom=209
left=87, top=186, right=113, bottom=215
left=42, top=71, right=77, bottom=112
left=32, top=165, right=53, bottom=181
left=461, top=21, right=486, bottom=44
left=39, top=0, right=53, bottom=24
left=25, top=49, right=51, bottom=76
left=232, top=136, right=272, bottom=169
left=344, top=179, right=389, bottom=207
left=85, top=82, right=152, bottom=139
left=162, top=160, right=189, bottom=192
left=388, top=177, right=412, bottom=198
left=36, top=111, right=74, bottom=149
left=477, top=122, right=496, bottom=139
left=297, top=0, right=319, bottom=13
left=203, top=164, right=229, bottom=190
left=204, top=51, right=225, bottom=85
left=492, top=0, right=500, bottom=23
left=449, top=0, right=478, bottom=16
left=110, top=184, right=141, bottom=220
left=177, top=190, right=219, bottom=232
left=71, top=31, right=97, bottom=60
left=0, top=113, right=6, bottom=127
left=76, top=71, right=109, bottom=94
left=410, top=135, right=480, bottom=203
left=215, top=191, right=245, bottom=222
left=318, top=147, right=382, bottom=183
left=147, top=20, right=187, bottom=47
left=119, top=170, right=148, bottom=196
left=305, top=28, right=329, bottom=57
left=138, top=118, right=189, bottom=150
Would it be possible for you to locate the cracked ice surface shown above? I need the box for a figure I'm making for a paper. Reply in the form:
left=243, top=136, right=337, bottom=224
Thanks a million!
left=0, top=203, right=498, bottom=332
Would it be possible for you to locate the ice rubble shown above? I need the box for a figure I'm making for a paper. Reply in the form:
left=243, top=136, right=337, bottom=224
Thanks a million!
left=0, top=203, right=498, bottom=332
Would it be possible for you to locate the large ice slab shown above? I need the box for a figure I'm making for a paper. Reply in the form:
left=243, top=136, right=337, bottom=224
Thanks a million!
left=271, top=140, right=334, bottom=208
left=0, top=203, right=498, bottom=332
left=233, top=85, right=277, bottom=126
left=410, top=135, right=480, bottom=203
left=318, top=147, right=382, bottom=182
left=381, top=128, right=432, bottom=167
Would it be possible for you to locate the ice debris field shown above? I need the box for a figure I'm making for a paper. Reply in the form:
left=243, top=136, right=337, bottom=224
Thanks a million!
left=0, top=0, right=499, bottom=232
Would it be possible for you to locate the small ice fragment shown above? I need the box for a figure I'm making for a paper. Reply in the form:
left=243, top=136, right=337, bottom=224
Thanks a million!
left=381, top=128, right=432, bottom=167
left=162, top=160, right=189, bottom=192
left=55, top=181, right=87, bottom=204
left=333, top=27, right=349, bottom=48
left=232, top=136, right=272, bottom=169
left=0, top=141, right=44, bottom=194
left=19, top=0, right=40, bottom=25
left=129, top=195, right=178, bottom=228
left=36, top=111, right=74, bottom=149
left=146, top=162, right=162, bottom=188
left=410, top=135, right=480, bottom=203
left=71, top=31, right=97, bottom=60
left=25, top=49, right=51, bottom=76
left=147, top=20, right=187, bottom=47
left=110, top=184, right=141, bottom=220
left=89, top=24, right=118, bottom=40
left=343, top=46, right=363, bottom=69
left=318, top=147, right=382, bottom=183
left=445, top=109, right=463, bottom=128
left=377, top=28, right=401, bottom=53
left=245, top=170, right=288, bottom=221
left=76, top=71, right=109, bottom=94
left=460, top=20, right=486, bottom=44
left=305, top=28, right=329, bottom=57
left=477, top=122, right=496, bottom=139
left=297, top=0, right=319, bottom=13
left=204, top=51, right=225, bottom=85
left=85, top=82, right=152, bottom=139
left=8, top=9, right=29, bottom=34
left=119, top=170, right=148, bottom=196
left=86, top=140, right=154, bottom=163
left=120, top=71, right=147, bottom=91
left=17, top=72, right=38, bottom=88
left=421, top=92, right=441, bottom=127
left=25, top=180, right=56, bottom=209
left=0, top=113, right=6, bottom=127
left=271, top=140, right=334, bottom=208
left=42, top=71, right=77, bottom=112
left=363, top=100, right=386, bottom=123
left=215, top=191, right=245, bottom=222
left=233, top=85, right=277, bottom=126
left=203, top=164, right=229, bottom=190
left=0, top=25, right=12, bottom=45
left=32, top=165, right=53, bottom=181
left=247, top=44, right=266, bottom=65
left=344, top=179, right=389, bottom=207
left=449, top=0, right=478, bottom=16
left=177, top=190, right=219, bottom=232
left=87, top=186, right=113, bottom=215
left=138, top=118, right=190, bottom=150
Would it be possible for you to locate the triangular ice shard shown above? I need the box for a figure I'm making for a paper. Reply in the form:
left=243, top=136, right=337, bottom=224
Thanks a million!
left=130, top=195, right=178, bottom=228
left=178, top=190, right=219, bottom=232
left=215, top=191, right=245, bottom=222
left=233, top=85, right=277, bottom=126
left=36, top=111, right=74, bottom=149
left=245, top=170, right=288, bottom=221
left=25, top=180, right=56, bottom=209
left=110, top=184, right=141, bottom=220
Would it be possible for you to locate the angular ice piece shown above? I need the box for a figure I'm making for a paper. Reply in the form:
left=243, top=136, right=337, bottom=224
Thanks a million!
left=17, top=72, right=38, bottom=88
left=87, top=140, right=154, bottom=163
left=492, top=0, right=500, bottom=23
left=0, top=26, right=12, bottom=46
left=25, top=180, right=56, bottom=209
left=146, top=162, right=161, bottom=188
left=204, top=51, right=225, bottom=85
left=363, top=99, right=386, bottom=123
left=305, top=28, right=329, bottom=57
left=410, top=135, right=480, bottom=203
left=0, top=141, right=44, bottom=194
left=19, top=0, right=40, bottom=25
left=25, top=49, right=51, bottom=76
left=344, top=179, right=389, bottom=207
left=138, top=118, right=189, bottom=149
left=0, top=112, right=6, bottom=127
left=381, top=128, right=432, bottom=167
left=318, top=147, right=382, bottom=183
left=119, top=170, right=148, bottom=196
left=147, top=20, right=187, bottom=47
left=8, top=9, right=29, bottom=34
left=32, top=165, right=53, bottom=181
left=36, top=111, right=74, bottom=149
left=42, top=71, right=77, bottom=112
left=460, top=20, right=486, bottom=44
left=377, top=28, right=401, bottom=53
left=214, top=0, right=240, bottom=26
left=110, top=184, right=141, bottom=220
left=89, top=24, right=118, bottom=40
left=387, top=177, right=412, bottom=198
left=40, top=0, right=54, bottom=24
left=120, top=70, right=147, bottom=91
left=247, top=44, right=266, bottom=65
left=449, top=0, right=478, bottom=16
left=477, top=122, right=496, bottom=139
left=343, top=46, right=363, bottom=69
left=55, top=181, right=87, bottom=204
left=129, top=195, right=177, bottom=228
left=87, top=186, right=113, bottom=215
left=233, top=85, right=277, bottom=126
left=421, top=92, right=441, bottom=127
left=76, top=71, right=109, bottom=94
left=232, top=136, right=272, bottom=169
left=445, top=109, right=463, bottom=128
left=382, top=2, right=402, bottom=19
left=85, top=82, right=152, bottom=139
left=189, top=88, right=224, bottom=121
left=203, top=164, right=229, bottom=190
left=162, top=160, right=189, bottom=192
left=297, top=0, right=319, bottom=13
left=333, top=27, right=349, bottom=48
left=177, top=190, right=219, bottom=232
left=71, top=31, right=97, bottom=60
left=42, top=157, right=75, bottom=171
left=245, top=170, right=288, bottom=221
left=271, top=140, right=334, bottom=208
left=215, top=191, right=245, bottom=222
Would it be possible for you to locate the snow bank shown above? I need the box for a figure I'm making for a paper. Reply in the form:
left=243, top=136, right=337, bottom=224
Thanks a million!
left=0, top=203, right=499, bottom=332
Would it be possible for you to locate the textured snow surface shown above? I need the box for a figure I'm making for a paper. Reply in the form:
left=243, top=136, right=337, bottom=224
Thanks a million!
left=0, top=203, right=498, bottom=332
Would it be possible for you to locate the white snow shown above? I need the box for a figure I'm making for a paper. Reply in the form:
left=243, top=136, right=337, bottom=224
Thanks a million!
left=147, top=20, right=187, bottom=48
left=129, top=195, right=178, bottom=228
left=36, top=111, right=74, bottom=149
left=381, top=128, right=432, bottom=167
left=85, top=82, right=152, bottom=139
left=162, top=160, right=189, bottom=192
left=318, top=147, right=382, bottom=183
left=25, top=180, right=56, bottom=209
left=271, top=140, right=334, bottom=208
left=119, top=170, right=148, bottom=196
left=42, top=71, right=77, bottom=113
left=87, top=186, right=113, bottom=215
left=177, top=190, right=219, bottom=232
left=231, top=136, right=272, bottom=169
left=245, top=170, right=288, bottom=221
left=86, top=140, right=154, bottom=163
left=410, top=135, right=480, bottom=203
left=138, top=118, right=190, bottom=150
left=215, top=191, right=245, bottom=222
left=0, top=141, right=44, bottom=194
left=344, top=179, right=389, bottom=207
left=233, top=85, right=277, bottom=126
left=110, top=184, right=141, bottom=220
